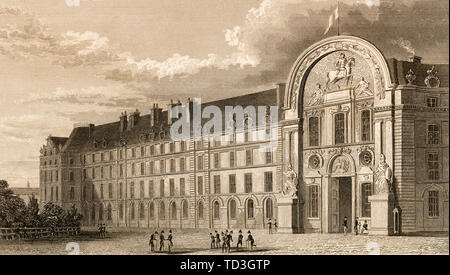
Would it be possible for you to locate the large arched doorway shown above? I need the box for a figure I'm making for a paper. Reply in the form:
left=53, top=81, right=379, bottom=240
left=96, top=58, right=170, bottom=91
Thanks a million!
left=281, top=35, right=393, bottom=233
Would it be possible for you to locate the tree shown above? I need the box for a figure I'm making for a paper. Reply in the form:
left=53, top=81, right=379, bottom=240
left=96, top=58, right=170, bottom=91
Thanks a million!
left=0, top=180, right=27, bottom=227
left=23, top=195, right=41, bottom=227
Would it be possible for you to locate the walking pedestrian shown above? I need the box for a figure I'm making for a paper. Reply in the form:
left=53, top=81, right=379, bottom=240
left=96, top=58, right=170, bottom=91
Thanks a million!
left=236, top=230, right=243, bottom=249
left=267, top=219, right=273, bottom=234
left=354, top=217, right=359, bottom=235
left=159, top=230, right=165, bottom=251
left=246, top=230, right=255, bottom=250
left=221, top=232, right=226, bottom=253
left=149, top=231, right=157, bottom=252
left=343, top=216, right=348, bottom=235
left=210, top=233, right=215, bottom=249
left=215, top=230, right=221, bottom=248
left=167, top=230, right=173, bottom=253
left=226, top=230, right=233, bottom=253
left=274, top=219, right=278, bottom=233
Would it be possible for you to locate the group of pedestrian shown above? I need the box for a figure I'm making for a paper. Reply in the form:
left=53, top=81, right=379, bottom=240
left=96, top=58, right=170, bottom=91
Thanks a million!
left=267, top=219, right=278, bottom=234
left=149, top=230, right=174, bottom=253
left=97, top=223, right=106, bottom=238
left=342, top=216, right=369, bottom=235
left=210, top=229, right=256, bottom=252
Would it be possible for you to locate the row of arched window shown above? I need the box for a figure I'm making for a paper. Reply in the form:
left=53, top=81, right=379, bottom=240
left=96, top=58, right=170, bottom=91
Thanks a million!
left=86, top=197, right=275, bottom=222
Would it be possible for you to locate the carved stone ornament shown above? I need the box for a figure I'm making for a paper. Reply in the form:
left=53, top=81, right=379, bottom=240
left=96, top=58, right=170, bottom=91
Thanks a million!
left=374, top=154, right=393, bottom=194
left=308, top=154, right=322, bottom=169
left=282, top=164, right=298, bottom=198
left=288, top=39, right=386, bottom=110
left=405, top=69, right=416, bottom=85
left=332, top=156, right=350, bottom=174
left=424, top=66, right=440, bottom=88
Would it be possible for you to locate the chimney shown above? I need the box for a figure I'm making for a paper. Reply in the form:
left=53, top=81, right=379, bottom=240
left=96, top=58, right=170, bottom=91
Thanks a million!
left=120, top=111, right=128, bottom=132
left=150, top=104, right=163, bottom=127
left=409, top=55, right=422, bottom=64
left=128, top=109, right=140, bottom=130
left=167, top=99, right=182, bottom=125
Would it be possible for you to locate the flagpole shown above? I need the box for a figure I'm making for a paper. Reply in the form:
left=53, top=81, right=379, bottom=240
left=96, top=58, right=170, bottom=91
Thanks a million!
left=337, top=0, right=340, bottom=36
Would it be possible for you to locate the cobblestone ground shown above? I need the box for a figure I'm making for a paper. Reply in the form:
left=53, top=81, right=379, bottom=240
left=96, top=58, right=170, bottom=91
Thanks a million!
left=0, top=228, right=448, bottom=255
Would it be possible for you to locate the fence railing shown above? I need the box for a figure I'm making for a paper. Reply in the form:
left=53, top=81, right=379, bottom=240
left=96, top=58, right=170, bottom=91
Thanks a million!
left=0, top=227, right=80, bottom=240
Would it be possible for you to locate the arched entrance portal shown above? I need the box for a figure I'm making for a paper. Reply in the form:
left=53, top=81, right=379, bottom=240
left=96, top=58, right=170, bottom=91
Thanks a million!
left=280, top=35, right=393, bottom=233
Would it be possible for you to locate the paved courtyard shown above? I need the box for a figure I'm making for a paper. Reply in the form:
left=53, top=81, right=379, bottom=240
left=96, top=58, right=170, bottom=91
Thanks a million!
left=0, top=228, right=448, bottom=255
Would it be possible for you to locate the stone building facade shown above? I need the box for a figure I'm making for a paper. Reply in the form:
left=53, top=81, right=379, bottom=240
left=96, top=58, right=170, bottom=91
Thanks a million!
left=40, top=36, right=448, bottom=233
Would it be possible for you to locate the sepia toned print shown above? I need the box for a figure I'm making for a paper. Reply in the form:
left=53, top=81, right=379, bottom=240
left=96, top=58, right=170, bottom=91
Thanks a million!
left=0, top=0, right=448, bottom=255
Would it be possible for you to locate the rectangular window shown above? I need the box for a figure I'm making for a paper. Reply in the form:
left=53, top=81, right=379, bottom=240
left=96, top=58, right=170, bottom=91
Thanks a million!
left=160, top=159, right=165, bottom=174
left=92, top=154, right=96, bottom=163
left=150, top=145, right=155, bottom=155
left=170, top=142, right=175, bottom=153
left=108, top=183, right=113, bottom=199
left=131, top=163, right=135, bottom=176
left=109, top=165, right=113, bottom=178
left=100, top=167, right=104, bottom=179
left=229, top=152, right=235, bottom=167
left=119, top=149, right=123, bottom=159
left=428, top=191, right=439, bottom=217
left=266, top=152, right=273, bottom=164
left=361, top=110, right=371, bottom=142
left=119, top=182, right=123, bottom=199
left=132, top=148, right=136, bottom=158
left=361, top=183, right=372, bottom=217
left=170, top=159, right=176, bottom=172
left=100, top=184, right=104, bottom=199
left=56, top=186, right=59, bottom=201
left=427, top=97, right=438, bottom=108
left=246, top=150, right=253, bottom=166
left=109, top=151, right=114, bottom=161
left=180, top=141, right=185, bottom=151
left=148, top=180, right=154, bottom=198
left=214, top=175, right=221, bottom=194
left=69, top=171, right=74, bottom=181
left=119, top=164, right=123, bottom=177
left=214, top=153, right=220, bottom=169
left=101, top=153, right=104, bottom=162
left=149, top=161, right=154, bottom=175
left=334, top=113, right=345, bottom=144
left=180, top=178, right=185, bottom=196
left=160, top=180, right=164, bottom=197
left=308, top=185, right=319, bottom=218
left=197, top=155, right=203, bottom=170
left=140, top=181, right=145, bottom=198
left=160, top=144, right=165, bottom=154
left=427, top=124, right=440, bottom=145
left=309, top=117, right=320, bottom=146
left=264, top=172, right=273, bottom=192
left=180, top=158, right=185, bottom=172
left=427, top=152, right=439, bottom=180
left=92, top=167, right=96, bottom=179
left=229, top=174, right=236, bottom=193
left=69, top=187, right=74, bottom=200
left=197, top=176, right=203, bottom=195
left=130, top=182, right=135, bottom=198
left=244, top=173, right=252, bottom=193
left=140, top=146, right=145, bottom=157
left=170, top=179, right=175, bottom=196
left=140, top=162, right=145, bottom=175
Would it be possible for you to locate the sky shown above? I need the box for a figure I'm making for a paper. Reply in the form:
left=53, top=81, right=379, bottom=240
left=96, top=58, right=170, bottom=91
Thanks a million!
left=0, top=0, right=448, bottom=187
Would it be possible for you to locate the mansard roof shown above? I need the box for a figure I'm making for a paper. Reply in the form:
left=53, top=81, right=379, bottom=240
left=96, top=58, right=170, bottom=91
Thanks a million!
left=59, top=88, right=280, bottom=153
left=387, top=58, right=449, bottom=88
